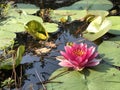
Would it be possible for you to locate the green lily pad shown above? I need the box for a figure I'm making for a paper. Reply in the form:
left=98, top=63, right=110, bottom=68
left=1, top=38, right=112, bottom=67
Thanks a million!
left=98, top=36, right=120, bottom=66
left=0, top=14, right=43, bottom=33
left=50, top=10, right=87, bottom=21
left=107, top=16, right=120, bottom=35
left=46, top=62, right=120, bottom=90
left=83, top=16, right=111, bottom=41
left=87, top=10, right=109, bottom=17
left=43, top=23, right=58, bottom=33
left=0, top=30, right=16, bottom=50
left=16, top=3, right=39, bottom=14
left=0, top=45, right=25, bottom=70
left=50, top=10, right=108, bottom=22
left=57, top=0, right=113, bottom=10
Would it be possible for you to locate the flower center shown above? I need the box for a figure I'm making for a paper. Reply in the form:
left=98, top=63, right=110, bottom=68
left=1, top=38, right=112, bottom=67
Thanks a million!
left=73, top=49, right=84, bottom=56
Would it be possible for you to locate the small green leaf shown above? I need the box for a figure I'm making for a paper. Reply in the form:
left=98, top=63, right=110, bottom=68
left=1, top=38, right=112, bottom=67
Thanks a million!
left=0, top=30, right=16, bottom=50
left=43, top=23, right=58, bottom=33
left=50, top=10, right=87, bottom=21
left=16, top=3, right=39, bottom=14
left=107, top=16, right=120, bottom=35
left=0, top=45, right=25, bottom=70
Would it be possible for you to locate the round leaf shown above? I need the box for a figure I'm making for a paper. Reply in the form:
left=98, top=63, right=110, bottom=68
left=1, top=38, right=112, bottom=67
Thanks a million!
left=43, top=23, right=58, bottom=33
left=50, top=10, right=108, bottom=22
left=57, top=0, right=113, bottom=10
left=16, top=3, right=39, bottom=14
left=0, top=30, right=16, bottom=50
left=0, top=14, right=43, bottom=33
left=107, top=16, right=120, bottom=35
left=46, top=68, right=88, bottom=90
left=50, top=10, right=87, bottom=21
left=46, top=63, right=120, bottom=90
left=98, top=36, right=120, bottom=66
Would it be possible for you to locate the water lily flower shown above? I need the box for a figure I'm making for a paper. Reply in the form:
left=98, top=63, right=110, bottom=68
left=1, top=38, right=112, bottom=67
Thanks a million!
left=56, top=43, right=101, bottom=71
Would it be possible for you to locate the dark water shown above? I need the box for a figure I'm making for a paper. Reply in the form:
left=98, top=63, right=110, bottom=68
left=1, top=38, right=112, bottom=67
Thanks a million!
left=19, top=27, right=97, bottom=90
left=0, top=21, right=97, bottom=90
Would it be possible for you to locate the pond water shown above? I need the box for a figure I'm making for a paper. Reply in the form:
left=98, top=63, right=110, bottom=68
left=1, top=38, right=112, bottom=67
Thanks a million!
left=20, top=25, right=97, bottom=90
left=0, top=21, right=98, bottom=90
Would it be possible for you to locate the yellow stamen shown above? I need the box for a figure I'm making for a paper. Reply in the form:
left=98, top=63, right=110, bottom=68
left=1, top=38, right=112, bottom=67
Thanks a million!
left=73, top=50, right=84, bottom=56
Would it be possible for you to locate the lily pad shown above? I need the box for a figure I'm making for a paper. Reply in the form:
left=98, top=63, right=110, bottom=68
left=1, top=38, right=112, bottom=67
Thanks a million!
left=107, top=16, right=120, bottom=35
left=50, top=10, right=109, bottom=22
left=57, top=0, right=113, bottom=10
left=16, top=3, right=39, bottom=14
left=98, top=36, right=120, bottom=66
left=50, top=10, right=87, bottom=21
left=46, top=62, right=120, bottom=90
left=43, top=23, right=58, bottom=33
left=0, top=30, right=16, bottom=50
left=83, top=16, right=111, bottom=41
left=0, top=14, right=43, bottom=33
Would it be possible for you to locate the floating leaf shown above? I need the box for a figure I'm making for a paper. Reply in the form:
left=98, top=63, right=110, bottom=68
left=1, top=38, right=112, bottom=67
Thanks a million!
left=107, top=16, right=120, bottom=35
left=87, top=10, right=109, bottom=17
left=0, top=30, right=16, bottom=50
left=50, top=10, right=108, bottom=22
left=0, top=14, right=43, bottom=33
left=25, top=20, right=49, bottom=40
left=1, top=23, right=25, bottom=33
left=43, top=23, right=58, bottom=33
left=50, top=10, right=87, bottom=21
left=16, top=3, right=39, bottom=14
left=57, top=0, right=113, bottom=10
left=83, top=16, right=111, bottom=41
left=0, top=45, right=25, bottom=70
left=98, top=36, right=120, bottom=66
left=46, top=62, right=120, bottom=90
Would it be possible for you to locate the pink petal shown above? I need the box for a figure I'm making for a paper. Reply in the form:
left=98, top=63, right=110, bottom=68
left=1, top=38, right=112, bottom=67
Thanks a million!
left=79, top=59, right=88, bottom=66
left=64, top=46, right=72, bottom=54
left=60, top=51, right=70, bottom=60
left=81, top=43, right=87, bottom=51
left=86, top=59, right=101, bottom=67
left=56, top=56, right=66, bottom=61
left=58, top=60, right=74, bottom=67
left=89, top=52, right=98, bottom=61
left=86, top=46, right=95, bottom=58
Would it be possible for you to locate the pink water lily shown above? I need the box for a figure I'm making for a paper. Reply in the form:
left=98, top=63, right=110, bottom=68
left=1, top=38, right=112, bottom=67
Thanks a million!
left=57, top=43, right=101, bottom=71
